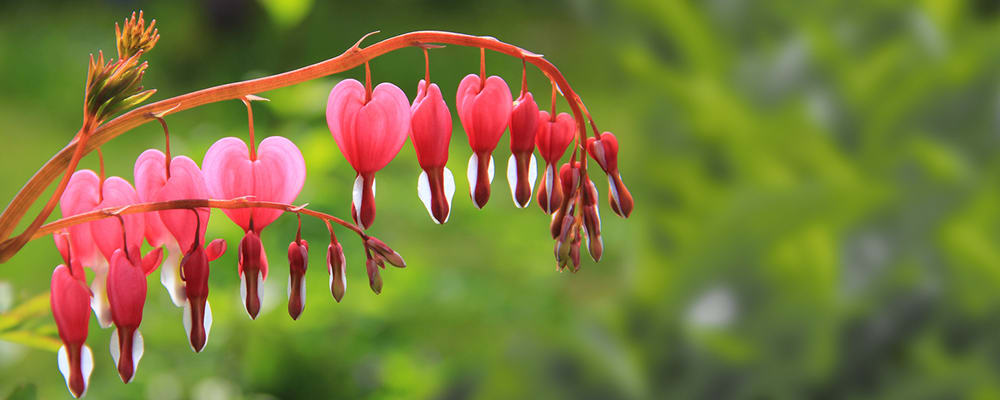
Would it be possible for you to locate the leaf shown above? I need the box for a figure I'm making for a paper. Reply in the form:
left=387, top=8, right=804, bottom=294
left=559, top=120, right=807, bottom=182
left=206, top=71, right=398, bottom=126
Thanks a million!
left=0, top=293, right=49, bottom=332
left=0, top=330, right=61, bottom=352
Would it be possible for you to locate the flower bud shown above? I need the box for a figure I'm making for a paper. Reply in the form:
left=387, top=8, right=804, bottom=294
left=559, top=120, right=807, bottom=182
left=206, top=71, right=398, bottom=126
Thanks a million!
left=238, top=230, right=268, bottom=320
left=365, top=236, right=405, bottom=268
left=287, top=239, right=308, bottom=320
left=366, top=257, right=383, bottom=294
left=327, top=241, right=346, bottom=302
left=586, top=132, right=633, bottom=218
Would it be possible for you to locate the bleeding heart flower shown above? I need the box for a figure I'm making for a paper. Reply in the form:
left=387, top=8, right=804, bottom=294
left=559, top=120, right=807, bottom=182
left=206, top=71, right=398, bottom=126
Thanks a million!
left=534, top=111, right=575, bottom=214
left=135, top=150, right=212, bottom=307
left=238, top=229, right=268, bottom=319
left=506, top=91, right=539, bottom=208
left=202, top=136, right=306, bottom=232
left=105, top=246, right=161, bottom=383
left=179, top=235, right=226, bottom=352
left=587, top=132, right=633, bottom=218
left=50, top=264, right=94, bottom=399
left=287, top=238, right=308, bottom=320
left=326, top=79, right=411, bottom=229
left=203, top=136, right=305, bottom=318
left=457, top=74, right=512, bottom=208
left=410, top=79, right=456, bottom=224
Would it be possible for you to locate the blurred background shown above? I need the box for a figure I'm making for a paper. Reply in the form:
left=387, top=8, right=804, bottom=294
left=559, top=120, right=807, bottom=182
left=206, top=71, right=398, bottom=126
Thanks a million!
left=2, top=0, right=1000, bottom=398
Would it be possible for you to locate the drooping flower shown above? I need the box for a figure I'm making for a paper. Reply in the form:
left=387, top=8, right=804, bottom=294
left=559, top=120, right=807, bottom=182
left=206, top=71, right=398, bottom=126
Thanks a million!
left=61, top=172, right=148, bottom=328
left=534, top=111, right=575, bottom=214
left=179, top=228, right=226, bottom=352
left=506, top=91, right=539, bottom=208
left=456, top=74, right=512, bottom=209
left=326, top=79, right=411, bottom=229
left=410, top=79, right=455, bottom=224
left=134, top=150, right=212, bottom=307
left=106, top=245, right=161, bottom=383
left=50, top=264, right=94, bottom=398
left=287, top=237, right=308, bottom=320
left=202, top=136, right=306, bottom=319
left=586, top=132, right=633, bottom=218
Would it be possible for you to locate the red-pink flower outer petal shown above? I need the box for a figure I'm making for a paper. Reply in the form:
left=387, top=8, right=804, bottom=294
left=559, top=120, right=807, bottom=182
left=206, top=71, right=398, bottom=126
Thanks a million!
left=90, top=177, right=144, bottom=263
left=106, top=249, right=147, bottom=329
left=410, top=80, right=452, bottom=169
left=60, top=170, right=102, bottom=267
left=326, top=79, right=411, bottom=173
left=456, top=74, right=512, bottom=153
left=50, top=265, right=91, bottom=345
left=535, top=111, right=576, bottom=165
left=202, top=136, right=306, bottom=232
left=133, top=150, right=174, bottom=248
left=509, top=92, right=539, bottom=153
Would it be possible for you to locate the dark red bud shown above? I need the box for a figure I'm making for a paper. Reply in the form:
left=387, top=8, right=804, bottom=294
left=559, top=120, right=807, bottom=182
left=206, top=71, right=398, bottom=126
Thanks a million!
left=287, top=239, right=308, bottom=320
left=366, top=257, right=383, bottom=294
left=365, top=237, right=405, bottom=268
left=327, top=241, right=346, bottom=302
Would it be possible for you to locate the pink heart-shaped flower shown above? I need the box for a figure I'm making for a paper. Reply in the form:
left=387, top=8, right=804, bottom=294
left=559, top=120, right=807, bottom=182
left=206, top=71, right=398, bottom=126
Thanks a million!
left=202, top=136, right=306, bottom=232
left=326, top=79, right=411, bottom=229
left=457, top=74, right=512, bottom=208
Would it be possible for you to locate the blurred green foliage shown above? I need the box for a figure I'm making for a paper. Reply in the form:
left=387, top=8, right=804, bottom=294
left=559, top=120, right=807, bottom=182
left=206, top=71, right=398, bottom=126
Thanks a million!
left=2, top=0, right=1000, bottom=399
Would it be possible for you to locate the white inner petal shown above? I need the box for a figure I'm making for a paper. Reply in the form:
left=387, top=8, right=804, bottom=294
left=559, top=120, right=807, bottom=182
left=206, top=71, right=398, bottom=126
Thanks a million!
left=58, top=345, right=71, bottom=391
left=487, top=155, right=495, bottom=183
left=442, top=167, right=455, bottom=223
left=182, top=300, right=193, bottom=350
left=506, top=155, right=519, bottom=207
left=109, top=329, right=120, bottom=366
left=545, top=165, right=556, bottom=211
left=80, top=345, right=93, bottom=396
left=352, top=175, right=364, bottom=218
left=130, top=329, right=144, bottom=383
left=417, top=171, right=436, bottom=223
left=90, top=261, right=112, bottom=328
left=160, top=242, right=185, bottom=307
left=466, top=153, right=478, bottom=200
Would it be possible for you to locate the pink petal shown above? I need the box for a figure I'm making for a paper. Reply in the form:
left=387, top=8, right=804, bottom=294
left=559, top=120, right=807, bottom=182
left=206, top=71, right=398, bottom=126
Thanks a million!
left=106, top=249, right=147, bottom=329
left=133, top=150, right=173, bottom=248
left=252, top=136, right=306, bottom=229
left=60, top=170, right=102, bottom=267
left=203, top=137, right=255, bottom=231
left=91, top=177, right=144, bottom=263
left=457, top=75, right=512, bottom=153
left=410, top=80, right=452, bottom=169
left=156, top=156, right=210, bottom=251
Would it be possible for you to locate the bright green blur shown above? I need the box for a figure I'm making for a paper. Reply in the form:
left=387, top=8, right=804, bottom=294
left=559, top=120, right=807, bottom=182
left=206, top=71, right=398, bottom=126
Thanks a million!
left=2, top=0, right=1000, bottom=399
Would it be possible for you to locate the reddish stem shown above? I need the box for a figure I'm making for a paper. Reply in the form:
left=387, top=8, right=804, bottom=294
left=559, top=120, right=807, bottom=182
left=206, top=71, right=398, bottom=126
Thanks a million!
left=364, top=61, right=372, bottom=103
left=33, top=198, right=366, bottom=240
left=154, top=116, right=172, bottom=178
left=520, top=59, right=528, bottom=97
left=97, top=147, right=105, bottom=201
left=0, top=30, right=594, bottom=263
left=423, top=47, right=430, bottom=84
left=241, top=98, right=257, bottom=161
left=479, top=47, right=486, bottom=92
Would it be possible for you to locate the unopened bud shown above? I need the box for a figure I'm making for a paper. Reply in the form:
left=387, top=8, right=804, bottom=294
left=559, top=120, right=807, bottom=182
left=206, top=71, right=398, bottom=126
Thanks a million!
left=327, top=242, right=346, bottom=302
left=365, top=237, right=406, bottom=268
left=286, top=239, right=308, bottom=320
left=366, top=257, right=383, bottom=294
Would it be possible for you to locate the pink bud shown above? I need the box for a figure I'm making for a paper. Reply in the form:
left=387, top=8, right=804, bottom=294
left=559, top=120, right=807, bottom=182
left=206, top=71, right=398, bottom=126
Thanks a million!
left=365, top=237, right=405, bottom=268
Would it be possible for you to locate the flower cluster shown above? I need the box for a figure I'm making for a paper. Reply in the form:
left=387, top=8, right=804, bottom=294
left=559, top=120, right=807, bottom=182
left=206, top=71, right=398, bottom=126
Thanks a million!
left=41, top=15, right=634, bottom=399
